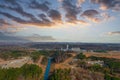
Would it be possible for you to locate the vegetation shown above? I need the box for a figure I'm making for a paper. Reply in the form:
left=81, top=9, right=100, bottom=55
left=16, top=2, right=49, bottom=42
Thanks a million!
left=50, top=68, right=105, bottom=80
left=30, top=50, right=57, bottom=62
left=77, top=60, right=87, bottom=68
left=66, top=52, right=120, bottom=80
left=0, top=50, right=29, bottom=60
left=50, top=69, right=71, bottom=80
left=30, top=51, right=41, bottom=62
left=0, top=64, right=42, bottom=80
left=53, top=51, right=72, bottom=63
left=88, top=56, right=120, bottom=80
left=89, top=56, right=120, bottom=73
left=89, top=64, right=103, bottom=72
left=41, top=56, right=48, bottom=65
left=0, top=50, right=54, bottom=61
left=104, top=74, right=120, bottom=80
left=76, top=53, right=86, bottom=60
left=0, top=49, right=120, bottom=80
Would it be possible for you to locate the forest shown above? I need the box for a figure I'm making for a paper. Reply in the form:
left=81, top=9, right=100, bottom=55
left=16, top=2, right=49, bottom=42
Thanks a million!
left=0, top=64, right=42, bottom=80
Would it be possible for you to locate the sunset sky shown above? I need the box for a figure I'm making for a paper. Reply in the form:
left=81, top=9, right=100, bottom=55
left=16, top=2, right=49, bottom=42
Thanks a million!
left=0, top=0, right=120, bottom=43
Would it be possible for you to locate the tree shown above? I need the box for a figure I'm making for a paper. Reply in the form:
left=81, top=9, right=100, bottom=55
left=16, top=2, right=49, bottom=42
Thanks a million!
left=76, top=53, right=86, bottom=60
left=21, top=64, right=42, bottom=80
left=0, top=64, right=43, bottom=80
left=50, top=69, right=71, bottom=80
left=104, top=74, right=111, bottom=80
left=90, top=64, right=102, bottom=72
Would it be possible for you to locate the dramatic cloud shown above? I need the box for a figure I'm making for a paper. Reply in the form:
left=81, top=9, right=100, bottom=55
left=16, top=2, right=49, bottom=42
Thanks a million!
left=0, top=0, right=119, bottom=32
left=81, top=9, right=101, bottom=22
left=0, top=11, right=27, bottom=23
left=0, top=4, right=36, bottom=20
left=108, top=31, right=120, bottom=35
left=81, top=10, right=99, bottom=17
left=0, top=0, right=53, bottom=27
left=77, top=0, right=85, bottom=7
left=0, top=19, right=11, bottom=26
left=38, top=14, right=52, bottom=24
left=62, top=0, right=81, bottom=23
left=0, top=19, right=17, bottom=33
left=29, top=0, right=50, bottom=12
left=0, top=11, right=54, bottom=27
left=91, top=0, right=120, bottom=11
left=48, top=9, right=62, bottom=23
left=0, top=0, right=119, bottom=43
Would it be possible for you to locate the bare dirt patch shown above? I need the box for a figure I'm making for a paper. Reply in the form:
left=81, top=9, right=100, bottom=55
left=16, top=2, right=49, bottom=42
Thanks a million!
left=84, top=51, right=120, bottom=59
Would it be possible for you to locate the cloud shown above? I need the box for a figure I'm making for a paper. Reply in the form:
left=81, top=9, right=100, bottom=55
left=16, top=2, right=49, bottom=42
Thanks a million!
left=4, top=0, right=17, bottom=5
left=81, top=9, right=101, bottom=22
left=77, top=0, right=85, bottom=7
left=0, top=4, right=39, bottom=21
left=23, top=34, right=55, bottom=42
left=29, top=0, right=50, bottom=12
left=0, top=0, right=54, bottom=27
left=59, top=0, right=85, bottom=7
left=0, top=32, right=55, bottom=42
left=0, top=0, right=118, bottom=32
left=58, top=0, right=64, bottom=2
left=0, top=20, right=26, bottom=34
left=100, top=12, right=114, bottom=22
left=91, top=0, right=120, bottom=11
left=81, top=10, right=112, bottom=23
left=81, top=9, right=99, bottom=17
left=0, top=19, right=11, bottom=26
left=48, top=9, right=62, bottom=23
left=108, top=31, right=120, bottom=35
left=0, top=0, right=56, bottom=27
left=0, top=18, right=25, bottom=34
left=0, top=11, right=28, bottom=23
left=77, top=20, right=90, bottom=25
left=62, top=0, right=81, bottom=23
left=0, top=32, right=28, bottom=42
left=0, top=11, right=54, bottom=27
left=101, top=12, right=110, bottom=19
left=38, top=14, right=52, bottom=23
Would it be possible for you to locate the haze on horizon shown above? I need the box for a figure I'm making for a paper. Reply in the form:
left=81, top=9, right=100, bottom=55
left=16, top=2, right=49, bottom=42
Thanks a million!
left=0, top=0, right=120, bottom=43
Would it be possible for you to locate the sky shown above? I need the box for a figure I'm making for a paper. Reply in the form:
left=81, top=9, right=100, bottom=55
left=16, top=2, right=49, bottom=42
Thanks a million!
left=0, top=0, right=120, bottom=43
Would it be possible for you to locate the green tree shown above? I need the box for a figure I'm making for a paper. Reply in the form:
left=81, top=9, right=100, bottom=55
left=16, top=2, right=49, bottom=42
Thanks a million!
left=76, top=53, right=86, bottom=60
left=104, top=74, right=111, bottom=80
left=21, top=64, right=42, bottom=80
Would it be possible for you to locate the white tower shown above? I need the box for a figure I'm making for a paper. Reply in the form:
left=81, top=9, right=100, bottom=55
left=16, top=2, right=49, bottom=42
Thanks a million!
left=66, top=44, right=69, bottom=51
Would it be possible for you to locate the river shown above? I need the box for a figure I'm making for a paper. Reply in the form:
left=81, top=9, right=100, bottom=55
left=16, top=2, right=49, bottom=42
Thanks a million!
left=44, top=58, right=52, bottom=80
